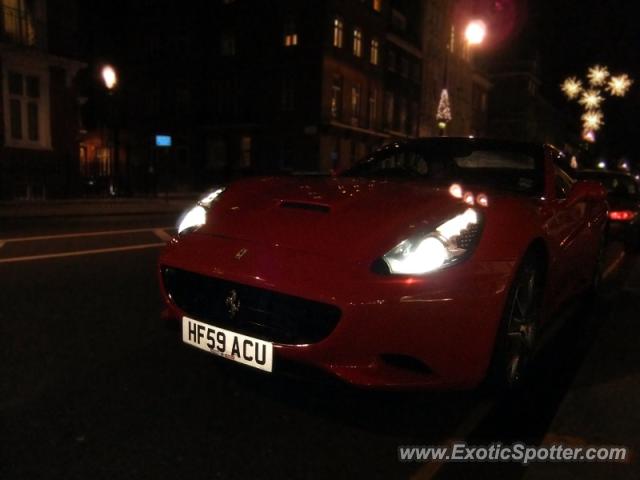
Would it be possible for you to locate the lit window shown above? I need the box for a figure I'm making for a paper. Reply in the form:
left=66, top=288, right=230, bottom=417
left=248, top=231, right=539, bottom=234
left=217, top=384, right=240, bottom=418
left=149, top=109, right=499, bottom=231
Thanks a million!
left=333, top=18, right=343, bottom=48
left=370, top=38, right=379, bottom=65
left=448, top=25, right=455, bottom=53
left=351, top=84, right=361, bottom=124
left=372, top=0, right=382, bottom=12
left=284, top=19, right=298, bottom=47
left=331, top=75, right=343, bottom=118
left=353, top=27, right=362, bottom=57
left=221, top=32, right=236, bottom=56
left=2, top=0, right=36, bottom=46
left=240, top=136, right=252, bottom=168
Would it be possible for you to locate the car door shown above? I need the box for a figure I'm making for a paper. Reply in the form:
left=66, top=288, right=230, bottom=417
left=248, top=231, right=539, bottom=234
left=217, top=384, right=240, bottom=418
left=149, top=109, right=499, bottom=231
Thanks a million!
left=548, top=165, right=593, bottom=301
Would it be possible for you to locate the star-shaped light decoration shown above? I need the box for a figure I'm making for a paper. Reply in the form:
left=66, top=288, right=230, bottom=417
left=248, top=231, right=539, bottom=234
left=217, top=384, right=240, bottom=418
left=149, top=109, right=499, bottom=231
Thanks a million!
left=561, top=77, right=583, bottom=100
left=582, top=110, right=604, bottom=131
left=578, top=89, right=604, bottom=109
left=587, top=65, right=610, bottom=87
left=607, top=74, right=633, bottom=97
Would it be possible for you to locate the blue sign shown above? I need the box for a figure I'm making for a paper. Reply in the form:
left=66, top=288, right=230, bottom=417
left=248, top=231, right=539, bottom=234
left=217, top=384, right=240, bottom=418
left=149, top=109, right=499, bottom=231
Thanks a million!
left=155, top=135, right=172, bottom=147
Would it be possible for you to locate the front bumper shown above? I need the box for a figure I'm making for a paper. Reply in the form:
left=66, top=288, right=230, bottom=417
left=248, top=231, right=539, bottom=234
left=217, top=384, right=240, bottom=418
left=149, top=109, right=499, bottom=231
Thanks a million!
left=159, top=233, right=515, bottom=390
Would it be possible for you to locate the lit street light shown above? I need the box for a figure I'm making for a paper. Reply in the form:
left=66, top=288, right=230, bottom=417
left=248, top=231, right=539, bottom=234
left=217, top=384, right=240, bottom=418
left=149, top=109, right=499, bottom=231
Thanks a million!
left=100, top=64, right=119, bottom=195
left=101, top=65, right=118, bottom=90
left=465, top=20, right=487, bottom=46
left=437, top=19, right=487, bottom=136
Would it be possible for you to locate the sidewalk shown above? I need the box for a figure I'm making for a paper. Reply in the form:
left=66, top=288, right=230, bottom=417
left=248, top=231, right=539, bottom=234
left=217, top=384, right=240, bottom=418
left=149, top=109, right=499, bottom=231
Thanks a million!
left=0, top=195, right=198, bottom=219
left=524, top=255, right=640, bottom=480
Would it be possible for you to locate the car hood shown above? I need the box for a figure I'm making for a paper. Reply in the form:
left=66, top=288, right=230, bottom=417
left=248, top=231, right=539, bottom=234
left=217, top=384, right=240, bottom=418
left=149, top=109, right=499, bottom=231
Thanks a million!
left=196, top=176, right=465, bottom=262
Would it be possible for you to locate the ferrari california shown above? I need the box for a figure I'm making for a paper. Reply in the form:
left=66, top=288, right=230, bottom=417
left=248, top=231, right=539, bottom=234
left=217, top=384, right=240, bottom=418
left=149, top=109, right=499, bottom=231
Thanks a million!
left=159, top=138, right=607, bottom=389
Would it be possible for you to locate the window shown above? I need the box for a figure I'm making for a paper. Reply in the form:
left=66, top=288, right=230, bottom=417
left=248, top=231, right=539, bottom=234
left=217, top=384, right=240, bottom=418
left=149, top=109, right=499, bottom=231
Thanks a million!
left=352, top=27, right=362, bottom=57
left=343, top=147, right=543, bottom=195
left=410, top=102, right=418, bottom=136
left=4, top=69, right=49, bottom=148
left=282, top=76, right=295, bottom=111
left=221, top=32, right=236, bottom=56
left=448, top=25, right=456, bottom=53
left=398, top=97, right=407, bottom=132
left=283, top=19, right=298, bottom=47
left=384, top=91, right=394, bottom=128
left=372, top=0, right=382, bottom=12
left=387, top=49, right=396, bottom=71
left=333, top=18, right=343, bottom=48
left=370, top=38, right=379, bottom=65
left=400, top=56, right=409, bottom=78
left=368, top=89, right=377, bottom=128
left=391, top=9, right=407, bottom=32
left=240, top=136, right=251, bottom=168
left=331, top=75, right=343, bottom=118
left=2, top=0, right=36, bottom=46
left=351, top=84, right=361, bottom=124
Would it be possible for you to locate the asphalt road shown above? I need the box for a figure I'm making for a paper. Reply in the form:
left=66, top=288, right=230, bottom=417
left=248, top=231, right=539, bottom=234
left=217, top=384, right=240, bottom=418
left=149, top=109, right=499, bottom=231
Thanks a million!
left=1, top=214, right=638, bottom=480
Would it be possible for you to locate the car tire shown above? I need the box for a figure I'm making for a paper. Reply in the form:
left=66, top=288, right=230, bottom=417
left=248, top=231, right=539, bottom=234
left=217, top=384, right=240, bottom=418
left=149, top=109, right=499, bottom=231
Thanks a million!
left=486, top=253, right=544, bottom=389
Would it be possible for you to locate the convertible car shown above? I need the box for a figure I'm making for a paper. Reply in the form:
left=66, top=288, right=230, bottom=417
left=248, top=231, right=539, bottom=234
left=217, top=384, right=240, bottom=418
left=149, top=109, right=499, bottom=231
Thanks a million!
left=159, top=138, right=607, bottom=389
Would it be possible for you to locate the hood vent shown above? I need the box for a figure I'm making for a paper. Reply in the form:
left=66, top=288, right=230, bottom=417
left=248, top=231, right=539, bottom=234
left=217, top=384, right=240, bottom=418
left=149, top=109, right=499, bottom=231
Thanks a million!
left=280, top=201, right=330, bottom=213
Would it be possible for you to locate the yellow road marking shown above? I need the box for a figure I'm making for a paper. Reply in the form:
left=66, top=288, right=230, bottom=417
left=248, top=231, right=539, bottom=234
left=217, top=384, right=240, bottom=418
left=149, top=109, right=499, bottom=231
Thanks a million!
left=0, top=242, right=165, bottom=264
left=0, top=226, right=174, bottom=244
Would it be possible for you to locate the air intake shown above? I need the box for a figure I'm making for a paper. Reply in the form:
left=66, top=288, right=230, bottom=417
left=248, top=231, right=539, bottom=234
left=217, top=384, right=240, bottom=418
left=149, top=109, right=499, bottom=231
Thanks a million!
left=280, top=201, right=330, bottom=213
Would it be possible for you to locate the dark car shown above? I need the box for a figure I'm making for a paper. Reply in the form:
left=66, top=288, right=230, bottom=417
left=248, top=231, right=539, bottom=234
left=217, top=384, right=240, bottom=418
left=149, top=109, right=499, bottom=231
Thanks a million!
left=575, top=170, right=640, bottom=249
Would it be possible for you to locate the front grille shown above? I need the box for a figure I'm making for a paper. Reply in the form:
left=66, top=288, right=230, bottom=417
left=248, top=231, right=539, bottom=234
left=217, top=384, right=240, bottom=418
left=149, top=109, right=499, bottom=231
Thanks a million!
left=161, top=267, right=341, bottom=345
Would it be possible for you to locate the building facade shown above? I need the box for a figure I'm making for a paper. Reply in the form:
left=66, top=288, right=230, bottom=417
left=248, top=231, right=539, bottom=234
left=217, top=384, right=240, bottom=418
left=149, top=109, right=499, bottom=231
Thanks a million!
left=420, top=0, right=490, bottom=138
left=201, top=0, right=424, bottom=180
left=487, top=59, right=576, bottom=147
left=77, top=0, right=490, bottom=194
left=0, top=0, right=84, bottom=199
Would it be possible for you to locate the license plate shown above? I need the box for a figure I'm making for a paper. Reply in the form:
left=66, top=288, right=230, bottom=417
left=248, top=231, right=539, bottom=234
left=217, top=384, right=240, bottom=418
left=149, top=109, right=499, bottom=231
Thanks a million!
left=182, top=317, right=273, bottom=372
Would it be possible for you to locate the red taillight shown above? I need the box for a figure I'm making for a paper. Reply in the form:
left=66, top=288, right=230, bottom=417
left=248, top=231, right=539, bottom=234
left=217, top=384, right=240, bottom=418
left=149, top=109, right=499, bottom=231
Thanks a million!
left=609, top=210, right=637, bottom=221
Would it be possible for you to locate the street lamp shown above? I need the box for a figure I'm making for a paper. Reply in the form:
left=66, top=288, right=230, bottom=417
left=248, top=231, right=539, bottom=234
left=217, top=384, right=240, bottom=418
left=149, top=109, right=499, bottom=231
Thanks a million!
left=101, top=65, right=117, bottom=91
left=437, top=19, right=487, bottom=136
left=465, top=20, right=487, bottom=46
left=101, top=64, right=119, bottom=195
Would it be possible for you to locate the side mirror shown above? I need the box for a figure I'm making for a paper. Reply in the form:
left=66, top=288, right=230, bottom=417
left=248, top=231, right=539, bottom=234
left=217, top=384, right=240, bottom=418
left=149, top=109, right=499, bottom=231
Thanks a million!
left=568, top=180, right=607, bottom=204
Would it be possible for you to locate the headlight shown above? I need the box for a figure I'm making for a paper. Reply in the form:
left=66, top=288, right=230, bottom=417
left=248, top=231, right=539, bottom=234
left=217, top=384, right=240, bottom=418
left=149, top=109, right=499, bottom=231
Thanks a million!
left=381, top=208, right=482, bottom=275
left=177, top=188, right=225, bottom=235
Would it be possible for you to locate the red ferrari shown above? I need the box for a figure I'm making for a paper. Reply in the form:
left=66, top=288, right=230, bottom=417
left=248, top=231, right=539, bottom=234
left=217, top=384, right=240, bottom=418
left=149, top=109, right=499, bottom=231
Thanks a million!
left=159, top=138, right=607, bottom=389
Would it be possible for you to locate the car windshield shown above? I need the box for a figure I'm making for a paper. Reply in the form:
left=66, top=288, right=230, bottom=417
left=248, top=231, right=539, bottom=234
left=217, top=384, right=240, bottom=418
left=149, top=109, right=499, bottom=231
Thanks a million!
left=342, top=142, right=544, bottom=195
left=576, top=172, right=638, bottom=197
